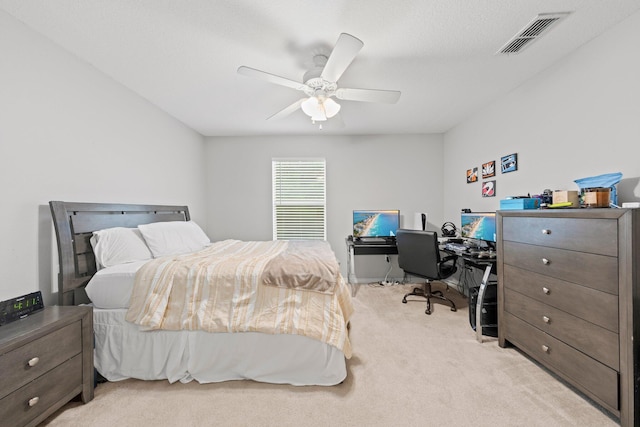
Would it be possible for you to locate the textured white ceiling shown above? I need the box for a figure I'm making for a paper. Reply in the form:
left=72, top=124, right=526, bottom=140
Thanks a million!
left=2, top=0, right=639, bottom=136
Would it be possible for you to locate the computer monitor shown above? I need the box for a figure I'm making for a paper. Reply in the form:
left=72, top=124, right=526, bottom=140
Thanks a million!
left=460, top=212, right=496, bottom=243
left=353, top=210, right=400, bottom=238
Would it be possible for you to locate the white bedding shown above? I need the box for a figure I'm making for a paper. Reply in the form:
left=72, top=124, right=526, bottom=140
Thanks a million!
left=85, top=260, right=145, bottom=309
left=87, top=256, right=349, bottom=386
left=93, top=308, right=347, bottom=385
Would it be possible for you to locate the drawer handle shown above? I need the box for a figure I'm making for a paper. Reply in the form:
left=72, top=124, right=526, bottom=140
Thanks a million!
left=542, top=258, right=550, bottom=265
left=27, top=357, right=40, bottom=367
left=542, top=315, right=550, bottom=323
left=542, top=229, right=551, bottom=235
left=28, top=397, right=40, bottom=407
left=542, top=287, right=550, bottom=295
left=542, top=345, right=550, bottom=353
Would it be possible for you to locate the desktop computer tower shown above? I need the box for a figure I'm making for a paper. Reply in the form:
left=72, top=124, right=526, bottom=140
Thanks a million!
left=469, top=284, right=498, bottom=337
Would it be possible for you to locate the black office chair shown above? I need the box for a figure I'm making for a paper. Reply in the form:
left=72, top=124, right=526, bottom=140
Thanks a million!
left=396, top=229, right=458, bottom=315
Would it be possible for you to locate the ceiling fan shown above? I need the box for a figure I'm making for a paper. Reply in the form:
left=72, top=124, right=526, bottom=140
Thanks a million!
left=237, top=33, right=401, bottom=126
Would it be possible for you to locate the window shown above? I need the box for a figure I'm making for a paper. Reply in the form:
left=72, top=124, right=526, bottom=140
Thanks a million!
left=272, top=159, right=326, bottom=240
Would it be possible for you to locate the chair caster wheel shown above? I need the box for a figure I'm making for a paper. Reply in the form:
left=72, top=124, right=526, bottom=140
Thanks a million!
left=402, top=297, right=407, bottom=304
left=450, top=307, right=457, bottom=312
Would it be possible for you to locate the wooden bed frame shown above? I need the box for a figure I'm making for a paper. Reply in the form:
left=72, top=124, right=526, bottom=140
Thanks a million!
left=49, top=201, right=190, bottom=305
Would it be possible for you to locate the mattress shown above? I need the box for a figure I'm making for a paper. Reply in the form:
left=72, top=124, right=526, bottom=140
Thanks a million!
left=94, top=308, right=347, bottom=385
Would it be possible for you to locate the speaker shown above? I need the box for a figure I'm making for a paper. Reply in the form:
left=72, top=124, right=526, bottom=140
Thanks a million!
left=413, top=213, right=428, bottom=231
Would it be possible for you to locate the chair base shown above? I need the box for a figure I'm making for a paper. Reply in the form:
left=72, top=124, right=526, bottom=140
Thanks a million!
left=402, top=281, right=457, bottom=315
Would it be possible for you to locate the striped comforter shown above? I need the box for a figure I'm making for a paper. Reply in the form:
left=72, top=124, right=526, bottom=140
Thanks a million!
left=125, top=240, right=353, bottom=357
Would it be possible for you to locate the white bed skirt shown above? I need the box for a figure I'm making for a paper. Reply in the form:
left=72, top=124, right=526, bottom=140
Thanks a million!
left=93, top=308, right=347, bottom=386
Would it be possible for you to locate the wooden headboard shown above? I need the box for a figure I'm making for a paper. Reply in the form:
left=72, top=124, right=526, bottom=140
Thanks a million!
left=49, top=201, right=190, bottom=305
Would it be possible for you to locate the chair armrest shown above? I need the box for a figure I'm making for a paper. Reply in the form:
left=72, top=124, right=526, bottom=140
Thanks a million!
left=440, top=254, right=458, bottom=265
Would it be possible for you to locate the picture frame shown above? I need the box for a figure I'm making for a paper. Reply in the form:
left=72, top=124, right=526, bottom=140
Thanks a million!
left=482, top=161, right=495, bottom=178
left=466, top=167, right=478, bottom=183
left=482, top=180, right=496, bottom=197
left=501, top=153, right=518, bottom=174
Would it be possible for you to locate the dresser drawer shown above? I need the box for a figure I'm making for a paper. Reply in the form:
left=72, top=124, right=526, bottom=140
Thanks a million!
left=505, top=288, right=619, bottom=369
left=0, top=322, right=81, bottom=399
left=504, top=312, right=618, bottom=411
left=503, top=265, right=619, bottom=332
left=0, top=354, right=82, bottom=427
left=503, top=241, right=618, bottom=294
left=502, top=216, right=617, bottom=256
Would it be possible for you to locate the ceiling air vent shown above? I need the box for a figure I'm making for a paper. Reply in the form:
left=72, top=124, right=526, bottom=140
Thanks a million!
left=497, top=12, right=571, bottom=55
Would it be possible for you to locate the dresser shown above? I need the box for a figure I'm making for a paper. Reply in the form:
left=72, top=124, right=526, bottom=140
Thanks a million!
left=0, top=306, right=93, bottom=427
left=497, top=209, right=639, bottom=426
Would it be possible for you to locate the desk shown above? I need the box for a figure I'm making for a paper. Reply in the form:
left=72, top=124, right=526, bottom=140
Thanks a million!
left=345, top=238, right=397, bottom=295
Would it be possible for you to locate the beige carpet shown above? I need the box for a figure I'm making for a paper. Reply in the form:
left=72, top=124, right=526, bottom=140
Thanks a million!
left=43, top=283, right=619, bottom=427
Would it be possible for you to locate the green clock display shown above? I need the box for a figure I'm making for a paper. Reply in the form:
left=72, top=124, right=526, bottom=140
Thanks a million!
left=0, top=291, right=44, bottom=326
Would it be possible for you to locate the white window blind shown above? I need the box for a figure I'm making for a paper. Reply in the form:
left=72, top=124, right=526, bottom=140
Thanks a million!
left=272, top=159, right=326, bottom=240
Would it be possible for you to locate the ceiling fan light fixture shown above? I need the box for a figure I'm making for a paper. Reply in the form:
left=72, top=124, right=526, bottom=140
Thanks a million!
left=301, top=96, right=340, bottom=121
left=301, top=96, right=327, bottom=121
left=301, top=96, right=320, bottom=116
left=323, top=98, right=341, bottom=118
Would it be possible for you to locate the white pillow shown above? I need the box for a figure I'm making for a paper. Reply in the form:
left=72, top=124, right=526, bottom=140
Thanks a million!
left=138, top=220, right=210, bottom=258
left=91, top=227, right=153, bottom=268
left=85, top=260, right=146, bottom=309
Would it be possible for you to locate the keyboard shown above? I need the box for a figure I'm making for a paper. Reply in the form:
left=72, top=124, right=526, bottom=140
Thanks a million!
left=357, top=238, right=392, bottom=244
left=444, top=242, right=469, bottom=252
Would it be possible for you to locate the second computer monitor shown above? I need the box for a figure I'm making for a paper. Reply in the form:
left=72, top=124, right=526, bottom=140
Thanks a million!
left=460, top=212, right=496, bottom=243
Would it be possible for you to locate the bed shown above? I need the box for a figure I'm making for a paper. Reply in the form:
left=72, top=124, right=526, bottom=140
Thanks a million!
left=49, top=201, right=353, bottom=386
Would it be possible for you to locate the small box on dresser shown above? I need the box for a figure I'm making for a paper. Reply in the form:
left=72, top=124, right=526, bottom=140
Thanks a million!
left=0, top=305, right=93, bottom=427
left=496, top=208, right=640, bottom=426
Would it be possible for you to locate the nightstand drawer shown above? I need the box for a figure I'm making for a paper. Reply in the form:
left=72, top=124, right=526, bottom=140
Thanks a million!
left=0, top=322, right=81, bottom=399
left=503, top=241, right=618, bottom=294
left=504, top=312, right=618, bottom=411
left=502, top=216, right=617, bottom=256
left=503, top=264, right=619, bottom=332
left=505, top=288, right=619, bottom=369
left=0, top=354, right=82, bottom=427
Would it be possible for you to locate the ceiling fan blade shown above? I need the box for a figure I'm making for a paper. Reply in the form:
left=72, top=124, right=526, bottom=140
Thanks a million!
left=335, top=88, right=401, bottom=104
left=321, top=33, right=364, bottom=82
left=267, top=98, right=308, bottom=120
left=237, top=66, right=310, bottom=92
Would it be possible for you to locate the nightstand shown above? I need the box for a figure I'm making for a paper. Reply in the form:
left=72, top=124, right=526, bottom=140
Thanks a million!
left=0, top=305, right=93, bottom=427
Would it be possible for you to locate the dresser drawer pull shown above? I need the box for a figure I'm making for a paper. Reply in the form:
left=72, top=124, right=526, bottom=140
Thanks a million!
left=542, top=258, right=550, bottom=265
left=28, top=397, right=40, bottom=407
left=542, top=315, right=550, bottom=323
left=542, top=229, right=551, bottom=235
left=27, top=357, right=40, bottom=367
left=542, top=287, right=550, bottom=295
left=542, top=345, right=550, bottom=353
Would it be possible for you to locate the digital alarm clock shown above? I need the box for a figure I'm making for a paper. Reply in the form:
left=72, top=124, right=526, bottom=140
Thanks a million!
left=0, top=291, right=44, bottom=326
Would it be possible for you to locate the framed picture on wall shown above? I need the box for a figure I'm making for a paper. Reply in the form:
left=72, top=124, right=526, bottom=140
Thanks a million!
left=482, top=161, right=495, bottom=178
left=482, top=180, right=496, bottom=197
left=466, top=167, right=478, bottom=183
left=501, top=153, right=518, bottom=173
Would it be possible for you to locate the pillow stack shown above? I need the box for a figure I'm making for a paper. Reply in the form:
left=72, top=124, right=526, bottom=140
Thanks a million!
left=90, top=221, right=210, bottom=269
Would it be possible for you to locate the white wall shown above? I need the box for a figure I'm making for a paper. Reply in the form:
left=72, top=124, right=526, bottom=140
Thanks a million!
left=204, top=134, right=444, bottom=281
left=5, top=7, right=637, bottom=304
left=442, top=10, right=640, bottom=225
left=0, top=11, right=206, bottom=304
